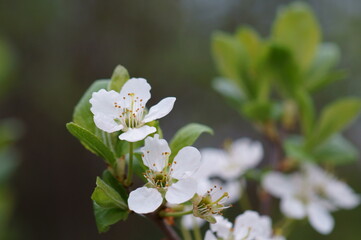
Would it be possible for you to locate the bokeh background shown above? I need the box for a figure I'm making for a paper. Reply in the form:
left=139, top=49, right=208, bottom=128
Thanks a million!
left=0, top=0, right=360, bottom=239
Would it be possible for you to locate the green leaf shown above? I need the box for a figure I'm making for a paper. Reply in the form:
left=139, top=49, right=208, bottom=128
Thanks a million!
left=305, top=98, right=361, bottom=149
left=305, top=43, right=343, bottom=91
left=108, top=65, right=129, bottom=92
left=264, top=44, right=301, bottom=97
left=212, top=32, right=245, bottom=89
left=93, top=202, right=128, bottom=233
left=102, top=170, right=128, bottom=201
left=212, top=77, right=245, bottom=110
left=312, top=134, right=359, bottom=165
left=91, top=177, right=127, bottom=209
left=284, top=136, right=314, bottom=162
left=169, top=123, right=213, bottom=161
left=66, top=122, right=116, bottom=166
left=235, top=26, right=264, bottom=67
left=295, top=90, right=315, bottom=137
left=73, top=80, right=109, bottom=134
left=272, top=2, right=321, bottom=71
left=242, top=101, right=282, bottom=122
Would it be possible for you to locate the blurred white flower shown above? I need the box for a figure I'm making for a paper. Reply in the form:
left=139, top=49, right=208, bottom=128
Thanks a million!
left=200, top=138, right=263, bottom=181
left=128, top=134, right=201, bottom=214
left=262, top=164, right=360, bottom=235
left=90, top=78, right=176, bottom=142
left=205, top=211, right=284, bottom=240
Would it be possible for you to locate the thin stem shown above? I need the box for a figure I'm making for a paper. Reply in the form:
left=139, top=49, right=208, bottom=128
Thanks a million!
left=239, top=190, right=252, bottom=211
left=125, top=142, right=134, bottom=186
left=192, top=218, right=202, bottom=240
left=160, top=210, right=193, bottom=218
left=181, top=222, right=193, bottom=240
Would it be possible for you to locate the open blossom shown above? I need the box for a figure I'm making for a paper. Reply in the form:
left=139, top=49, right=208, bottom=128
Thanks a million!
left=90, top=78, right=176, bottom=142
left=199, top=138, right=263, bottom=180
left=128, top=134, right=201, bottom=214
left=192, top=185, right=230, bottom=223
left=205, top=211, right=285, bottom=240
left=262, top=163, right=360, bottom=235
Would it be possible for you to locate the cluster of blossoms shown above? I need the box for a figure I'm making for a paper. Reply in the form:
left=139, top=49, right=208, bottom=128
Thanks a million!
left=87, top=75, right=359, bottom=239
left=183, top=139, right=263, bottom=228
left=205, top=211, right=284, bottom=240
left=262, top=163, right=360, bottom=234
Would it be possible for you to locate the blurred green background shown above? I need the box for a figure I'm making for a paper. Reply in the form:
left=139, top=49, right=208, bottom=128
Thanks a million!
left=0, top=0, right=360, bottom=239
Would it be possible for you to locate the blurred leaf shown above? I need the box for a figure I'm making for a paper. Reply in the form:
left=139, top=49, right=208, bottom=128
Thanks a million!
left=284, top=136, right=313, bottom=162
left=0, top=119, right=23, bottom=149
left=0, top=148, right=19, bottom=184
left=212, top=32, right=245, bottom=90
left=312, top=134, right=359, bottom=165
left=108, top=65, right=129, bottom=92
left=236, top=26, right=263, bottom=66
left=295, top=90, right=315, bottom=137
left=66, top=122, right=116, bottom=166
left=91, top=177, right=127, bottom=209
left=73, top=80, right=109, bottom=135
left=212, top=77, right=245, bottom=109
left=305, top=98, right=361, bottom=149
left=169, top=123, right=213, bottom=161
left=272, top=2, right=320, bottom=71
left=93, top=202, right=128, bottom=233
left=265, top=44, right=301, bottom=97
left=305, top=43, right=343, bottom=91
left=0, top=38, right=16, bottom=99
left=242, top=101, right=282, bottom=122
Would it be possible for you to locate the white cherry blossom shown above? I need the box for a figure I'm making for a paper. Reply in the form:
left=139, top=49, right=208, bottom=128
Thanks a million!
left=90, top=78, right=176, bottom=142
left=199, top=138, right=263, bottom=181
left=205, top=211, right=284, bottom=240
left=128, top=134, right=201, bottom=214
left=262, top=164, right=360, bottom=235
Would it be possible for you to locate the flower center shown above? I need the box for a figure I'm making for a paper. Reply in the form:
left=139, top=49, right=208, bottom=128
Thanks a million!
left=113, top=92, right=146, bottom=130
left=144, top=170, right=172, bottom=189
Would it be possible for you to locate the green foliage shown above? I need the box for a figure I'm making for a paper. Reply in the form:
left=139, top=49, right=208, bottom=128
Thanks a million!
left=73, top=80, right=109, bottom=135
left=169, top=123, right=213, bottom=161
left=66, top=122, right=116, bottom=166
left=108, top=65, right=129, bottom=92
left=305, top=98, right=361, bottom=149
left=92, top=177, right=127, bottom=209
left=272, top=2, right=320, bottom=71
left=91, top=177, right=129, bottom=233
left=211, top=2, right=360, bottom=168
left=93, top=202, right=128, bottom=233
left=0, top=38, right=16, bottom=100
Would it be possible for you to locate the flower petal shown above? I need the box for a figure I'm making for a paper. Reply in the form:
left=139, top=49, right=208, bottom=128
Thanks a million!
left=325, top=180, right=360, bottom=209
left=210, top=216, right=232, bottom=239
left=307, top=202, right=334, bottom=235
left=165, top=178, right=197, bottom=204
left=181, top=214, right=205, bottom=230
left=90, top=89, right=123, bottom=133
left=204, top=230, right=217, bottom=240
left=262, top=172, right=294, bottom=197
left=143, top=97, right=176, bottom=123
left=141, top=134, right=171, bottom=172
left=128, top=187, right=163, bottom=214
left=118, top=125, right=156, bottom=142
left=171, top=146, right=201, bottom=180
left=281, top=197, right=306, bottom=219
left=119, top=78, right=151, bottom=107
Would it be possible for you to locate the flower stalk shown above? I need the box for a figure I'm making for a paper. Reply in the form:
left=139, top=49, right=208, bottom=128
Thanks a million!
left=125, top=142, right=134, bottom=186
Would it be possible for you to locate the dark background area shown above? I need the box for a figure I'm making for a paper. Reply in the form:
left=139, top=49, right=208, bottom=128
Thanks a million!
left=0, top=0, right=360, bottom=239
